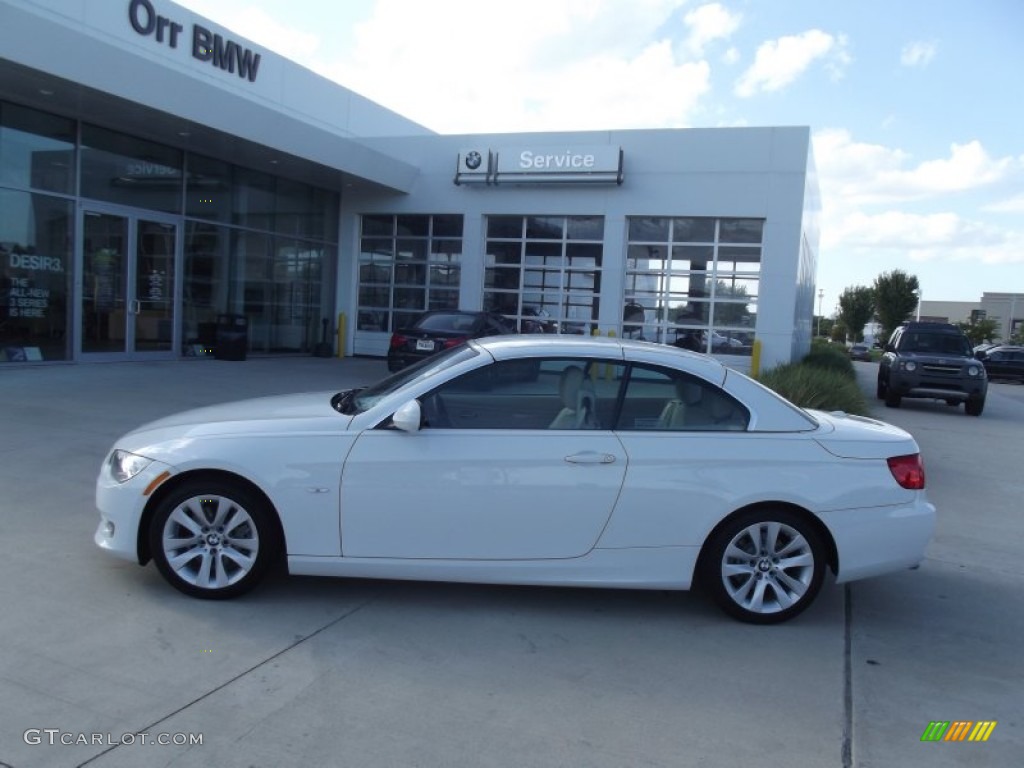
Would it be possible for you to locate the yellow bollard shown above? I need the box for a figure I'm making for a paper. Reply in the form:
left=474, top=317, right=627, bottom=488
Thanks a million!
left=336, top=312, right=346, bottom=357
left=750, top=339, right=762, bottom=378
left=604, top=329, right=617, bottom=379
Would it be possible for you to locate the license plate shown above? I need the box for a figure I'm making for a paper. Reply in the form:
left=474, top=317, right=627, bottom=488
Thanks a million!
left=416, top=339, right=435, bottom=351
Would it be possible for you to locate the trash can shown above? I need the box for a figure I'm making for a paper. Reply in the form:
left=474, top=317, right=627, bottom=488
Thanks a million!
left=214, top=314, right=248, bottom=361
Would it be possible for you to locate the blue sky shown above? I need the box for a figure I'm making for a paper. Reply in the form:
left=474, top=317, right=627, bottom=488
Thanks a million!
left=176, top=0, right=1023, bottom=313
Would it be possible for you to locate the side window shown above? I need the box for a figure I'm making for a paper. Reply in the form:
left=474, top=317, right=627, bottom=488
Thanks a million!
left=419, top=358, right=624, bottom=430
left=616, top=364, right=749, bottom=431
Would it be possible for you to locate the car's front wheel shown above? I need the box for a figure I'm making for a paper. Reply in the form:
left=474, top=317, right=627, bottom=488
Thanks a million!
left=965, top=396, right=985, bottom=416
left=876, top=376, right=887, bottom=400
left=700, top=509, right=826, bottom=624
left=149, top=479, right=279, bottom=599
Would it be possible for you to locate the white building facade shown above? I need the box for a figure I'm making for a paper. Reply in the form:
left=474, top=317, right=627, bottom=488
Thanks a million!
left=1, top=0, right=820, bottom=370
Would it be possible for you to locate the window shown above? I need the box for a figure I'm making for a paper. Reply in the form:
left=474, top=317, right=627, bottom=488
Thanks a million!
left=80, top=124, right=183, bottom=213
left=0, top=190, right=73, bottom=361
left=625, top=217, right=762, bottom=355
left=484, top=215, right=604, bottom=334
left=0, top=102, right=76, bottom=194
left=416, top=357, right=748, bottom=432
left=357, top=214, right=463, bottom=333
left=615, top=364, right=748, bottom=431
left=420, top=358, right=622, bottom=430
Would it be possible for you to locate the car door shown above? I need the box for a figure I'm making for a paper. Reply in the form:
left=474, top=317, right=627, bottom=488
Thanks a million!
left=339, top=358, right=627, bottom=560
left=604, top=364, right=756, bottom=547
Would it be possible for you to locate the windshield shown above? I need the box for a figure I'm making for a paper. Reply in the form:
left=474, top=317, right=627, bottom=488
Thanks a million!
left=416, top=313, right=477, bottom=332
left=901, top=332, right=971, bottom=356
left=348, top=345, right=480, bottom=414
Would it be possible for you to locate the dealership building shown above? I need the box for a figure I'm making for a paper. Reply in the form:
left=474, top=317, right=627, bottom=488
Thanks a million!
left=1, top=0, right=821, bottom=369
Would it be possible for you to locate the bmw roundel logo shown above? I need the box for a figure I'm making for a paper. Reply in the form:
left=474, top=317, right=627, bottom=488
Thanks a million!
left=464, top=151, right=482, bottom=170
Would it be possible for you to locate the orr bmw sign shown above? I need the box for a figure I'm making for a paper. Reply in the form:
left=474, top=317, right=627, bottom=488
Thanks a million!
left=456, top=145, right=623, bottom=185
left=128, top=0, right=262, bottom=82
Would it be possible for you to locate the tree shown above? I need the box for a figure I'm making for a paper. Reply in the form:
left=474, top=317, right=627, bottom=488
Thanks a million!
left=873, top=270, right=920, bottom=340
left=816, top=316, right=836, bottom=339
left=837, top=286, right=875, bottom=343
left=956, top=317, right=1000, bottom=346
left=711, top=281, right=751, bottom=325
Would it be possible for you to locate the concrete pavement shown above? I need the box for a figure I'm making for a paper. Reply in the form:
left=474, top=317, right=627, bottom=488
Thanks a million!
left=0, top=356, right=1019, bottom=767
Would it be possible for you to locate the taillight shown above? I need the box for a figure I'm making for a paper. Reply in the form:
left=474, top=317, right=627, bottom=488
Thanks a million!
left=887, top=453, right=926, bottom=490
left=442, top=336, right=468, bottom=349
left=389, top=334, right=408, bottom=349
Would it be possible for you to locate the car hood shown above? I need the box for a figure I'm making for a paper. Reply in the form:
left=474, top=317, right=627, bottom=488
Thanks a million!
left=807, top=409, right=920, bottom=459
left=117, top=391, right=351, bottom=452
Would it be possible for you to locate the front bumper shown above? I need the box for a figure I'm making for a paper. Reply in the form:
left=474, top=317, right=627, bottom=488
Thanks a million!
left=818, top=495, right=936, bottom=583
left=94, top=457, right=174, bottom=563
left=888, top=373, right=985, bottom=401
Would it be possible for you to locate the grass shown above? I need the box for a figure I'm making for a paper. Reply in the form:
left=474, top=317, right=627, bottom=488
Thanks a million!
left=755, top=344, right=869, bottom=415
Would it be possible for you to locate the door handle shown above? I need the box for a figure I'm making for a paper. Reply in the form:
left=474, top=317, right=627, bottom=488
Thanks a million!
left=564, top=452, right=616, bottom=465
left=130, top=299, right=141, bottom=314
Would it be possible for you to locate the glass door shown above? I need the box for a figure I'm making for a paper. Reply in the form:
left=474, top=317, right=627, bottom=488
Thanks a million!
left=79, top=207, right=179, bottom=359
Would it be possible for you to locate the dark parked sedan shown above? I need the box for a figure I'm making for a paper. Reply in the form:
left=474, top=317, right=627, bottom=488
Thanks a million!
left=387, top=310, right=518, bottom=371
left=976, top=345, right=1024, bottom=382
left=849, top=343, right=871, bottom=362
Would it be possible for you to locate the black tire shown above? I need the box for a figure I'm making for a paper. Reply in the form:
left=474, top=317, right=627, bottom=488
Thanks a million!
left=884, top=389, right=901, bottom=408
left=876, top=376, right=887, bottom=400
left=149, top=479, right=279, bottom=599
left=965, top=396, right=985, bottom=416
left=700, top=508, right=826, bottom=624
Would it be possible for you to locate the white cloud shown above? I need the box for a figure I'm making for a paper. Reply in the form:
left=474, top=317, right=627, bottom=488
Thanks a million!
left=823, top=210, right=1024, bottom=266
left=814, top=129, right=1019, bottom=206
left=173, top=1, right=323, bottom=64
left=814, top=129, right=1024, bottom=295
left=681, top=3, right=741, bottom=58
left=324, top=0, right=706, bottom=132
left=982, top=194, right=1024, bottom=214
left=900, top=40, right=938, bottom=68
left=734, top=29, right=846, bottom=97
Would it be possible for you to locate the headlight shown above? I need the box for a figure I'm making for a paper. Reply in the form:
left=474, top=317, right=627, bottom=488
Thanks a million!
left=903, top=361, right=917, bottom=372
left=108, top=450, right=153, bottom=483
left=967, top=366, right=980, bottom=377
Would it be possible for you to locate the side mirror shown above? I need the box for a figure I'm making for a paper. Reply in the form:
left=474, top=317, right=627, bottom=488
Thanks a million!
left=391, top=399, right=422, bottom=433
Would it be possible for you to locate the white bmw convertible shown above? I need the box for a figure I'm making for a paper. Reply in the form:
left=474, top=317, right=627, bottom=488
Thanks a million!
left=96, top=336, right=935, bottom=623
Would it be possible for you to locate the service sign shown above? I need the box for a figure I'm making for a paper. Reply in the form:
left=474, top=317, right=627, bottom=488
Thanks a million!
left=455, top=145, right=623, bottom=185
left=497, top=146, right=621, bottom=177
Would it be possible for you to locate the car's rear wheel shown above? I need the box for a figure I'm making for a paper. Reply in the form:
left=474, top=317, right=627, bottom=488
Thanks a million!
left=700, top=509, right=826, bottom=624
left=149, top=479, right=278, bottom=599
left=965, top=396, right=985, bottom=416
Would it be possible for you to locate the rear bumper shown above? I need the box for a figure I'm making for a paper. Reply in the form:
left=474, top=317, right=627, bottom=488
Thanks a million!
left=818, top=496, right=936, bottom=583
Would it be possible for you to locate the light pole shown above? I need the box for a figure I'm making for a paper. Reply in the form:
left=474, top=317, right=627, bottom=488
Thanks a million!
left=817, top=288, right=824, bottom=337
left=915, top=288, right=922, bottom=321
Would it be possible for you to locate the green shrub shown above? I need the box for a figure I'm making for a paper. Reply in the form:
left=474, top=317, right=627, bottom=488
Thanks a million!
left=802, top=344, right=855, bottom=379
left=756, top=362, right=868, bottom=415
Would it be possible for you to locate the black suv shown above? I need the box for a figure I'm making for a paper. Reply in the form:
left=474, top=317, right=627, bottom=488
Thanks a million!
left=976, top=345, right=1024, bottom=382
left=877, top=322, right=987, bottom=416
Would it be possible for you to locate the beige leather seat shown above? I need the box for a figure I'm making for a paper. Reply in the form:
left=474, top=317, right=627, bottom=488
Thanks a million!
left=549, top=366, right=598, bottom=429
left=657, top=379, right=704, bottom=429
